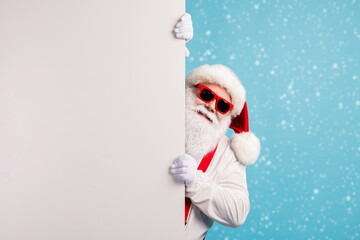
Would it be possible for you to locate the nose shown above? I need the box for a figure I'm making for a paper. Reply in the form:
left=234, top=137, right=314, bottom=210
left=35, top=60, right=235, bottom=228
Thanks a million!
left=204, top=100, right=216, bottom=113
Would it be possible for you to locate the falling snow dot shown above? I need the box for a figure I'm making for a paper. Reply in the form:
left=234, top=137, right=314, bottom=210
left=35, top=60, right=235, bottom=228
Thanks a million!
left=229, top=54, right=235, bottom=60
left=333, top=63, right=338, bottom=69
left=270, top=70, right=275, bottom=75
left=226, top=14, right=231, bottom=19
left=339, top=102, right=343, bottom=109
left=346, top=196, right=351, bottom=201
left=313, top=188, right=319, bottom=194
left=313, top=65, right=317, bottom=70
left=254, top=4, right=259, bottom=9
left=316, top=91, right=320, bottom=97
left=356, top=101, right=360, bottom=106
left=205, top=30, right=211, bottom=36
left=255, top=60, right=260, bottom=66
left=280, top=94, right=287, bottom=100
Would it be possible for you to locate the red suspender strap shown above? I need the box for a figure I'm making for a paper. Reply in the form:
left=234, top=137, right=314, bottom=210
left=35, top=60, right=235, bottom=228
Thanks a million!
left=185, top=197, right=192, bottom=223
left=197, top=144, right=218, bottom=173
left=185, top=144, right=218, bottom=224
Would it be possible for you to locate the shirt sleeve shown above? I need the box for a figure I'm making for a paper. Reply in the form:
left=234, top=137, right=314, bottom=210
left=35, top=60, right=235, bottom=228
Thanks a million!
left=185, top=160, right=250, bottom=228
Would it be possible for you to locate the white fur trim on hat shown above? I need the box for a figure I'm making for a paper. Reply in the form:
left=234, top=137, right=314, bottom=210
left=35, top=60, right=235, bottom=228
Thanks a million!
left=186, top=64, right=246, bottom=117
left=230, top=132, right=260, bottom=166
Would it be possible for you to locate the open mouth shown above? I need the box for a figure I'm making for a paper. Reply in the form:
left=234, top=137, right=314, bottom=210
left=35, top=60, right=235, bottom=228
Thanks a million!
left=196, top=110, right=213, bottom=123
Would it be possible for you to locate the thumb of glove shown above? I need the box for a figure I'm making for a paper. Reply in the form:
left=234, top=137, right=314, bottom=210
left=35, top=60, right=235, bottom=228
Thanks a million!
left=185, top=46, right=190, bottom=58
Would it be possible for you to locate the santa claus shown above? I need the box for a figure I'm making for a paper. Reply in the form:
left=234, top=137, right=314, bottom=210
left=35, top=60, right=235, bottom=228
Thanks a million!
left=172, top=15, right=261, bottom=240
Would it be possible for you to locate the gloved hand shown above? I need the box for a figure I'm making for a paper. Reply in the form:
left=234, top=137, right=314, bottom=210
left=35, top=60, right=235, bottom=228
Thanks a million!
left=174, top=13, right=193, bottom=58
left=170, top=153, right=198, bottom=186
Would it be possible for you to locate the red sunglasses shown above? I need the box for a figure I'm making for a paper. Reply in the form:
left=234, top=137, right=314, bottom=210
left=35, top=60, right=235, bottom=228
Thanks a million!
left=195, top=84, right=233, bottom=114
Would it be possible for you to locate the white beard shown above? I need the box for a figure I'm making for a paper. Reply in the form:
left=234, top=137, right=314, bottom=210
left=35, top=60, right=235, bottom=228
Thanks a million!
left=185, top=87, right=231, bottom=161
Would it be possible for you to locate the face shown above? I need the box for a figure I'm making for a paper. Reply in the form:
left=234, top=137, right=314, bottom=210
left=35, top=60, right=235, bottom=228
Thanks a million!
left=194, top=83, right=232, bottom=121
left=185, top=84, right=232, bottom=160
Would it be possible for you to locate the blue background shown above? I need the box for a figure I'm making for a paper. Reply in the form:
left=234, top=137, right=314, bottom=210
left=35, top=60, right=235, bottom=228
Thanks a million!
left=186, top=0, right=360, bottom=239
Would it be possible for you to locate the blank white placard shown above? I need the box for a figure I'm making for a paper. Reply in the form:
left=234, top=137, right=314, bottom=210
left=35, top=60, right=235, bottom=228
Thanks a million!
left=0, top=0, right=185, bottom=239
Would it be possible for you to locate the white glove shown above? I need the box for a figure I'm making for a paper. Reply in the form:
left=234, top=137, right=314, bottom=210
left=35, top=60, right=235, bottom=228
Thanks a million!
left=170, top=153, right=198, bottom=186
left=174, top=13, right=193, bottom=58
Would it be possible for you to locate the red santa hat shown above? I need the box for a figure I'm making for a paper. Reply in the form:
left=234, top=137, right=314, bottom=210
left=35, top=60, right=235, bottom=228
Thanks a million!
left=186, top=64, right=260, bottom=166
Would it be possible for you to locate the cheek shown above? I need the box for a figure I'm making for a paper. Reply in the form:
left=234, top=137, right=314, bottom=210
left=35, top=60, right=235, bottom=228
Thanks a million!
left=195, top=98, right=204, bottom=105
left=216, top=112, right=223, bottom=120
left=216, top=112, right=229, bottom=121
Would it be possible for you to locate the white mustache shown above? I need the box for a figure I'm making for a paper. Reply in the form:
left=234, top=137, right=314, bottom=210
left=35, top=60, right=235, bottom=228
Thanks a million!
left=192, top=105, right=218, bottom=126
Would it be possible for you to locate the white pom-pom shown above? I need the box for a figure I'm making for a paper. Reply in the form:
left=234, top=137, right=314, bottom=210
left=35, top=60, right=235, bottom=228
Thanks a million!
left=230, top=132, right=260, bottom=166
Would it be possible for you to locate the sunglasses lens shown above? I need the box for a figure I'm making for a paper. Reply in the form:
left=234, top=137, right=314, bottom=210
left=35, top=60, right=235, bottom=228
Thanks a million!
left=200, top=88, right=215, bottom=101
left=217, top=99, right=231, bottom=113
